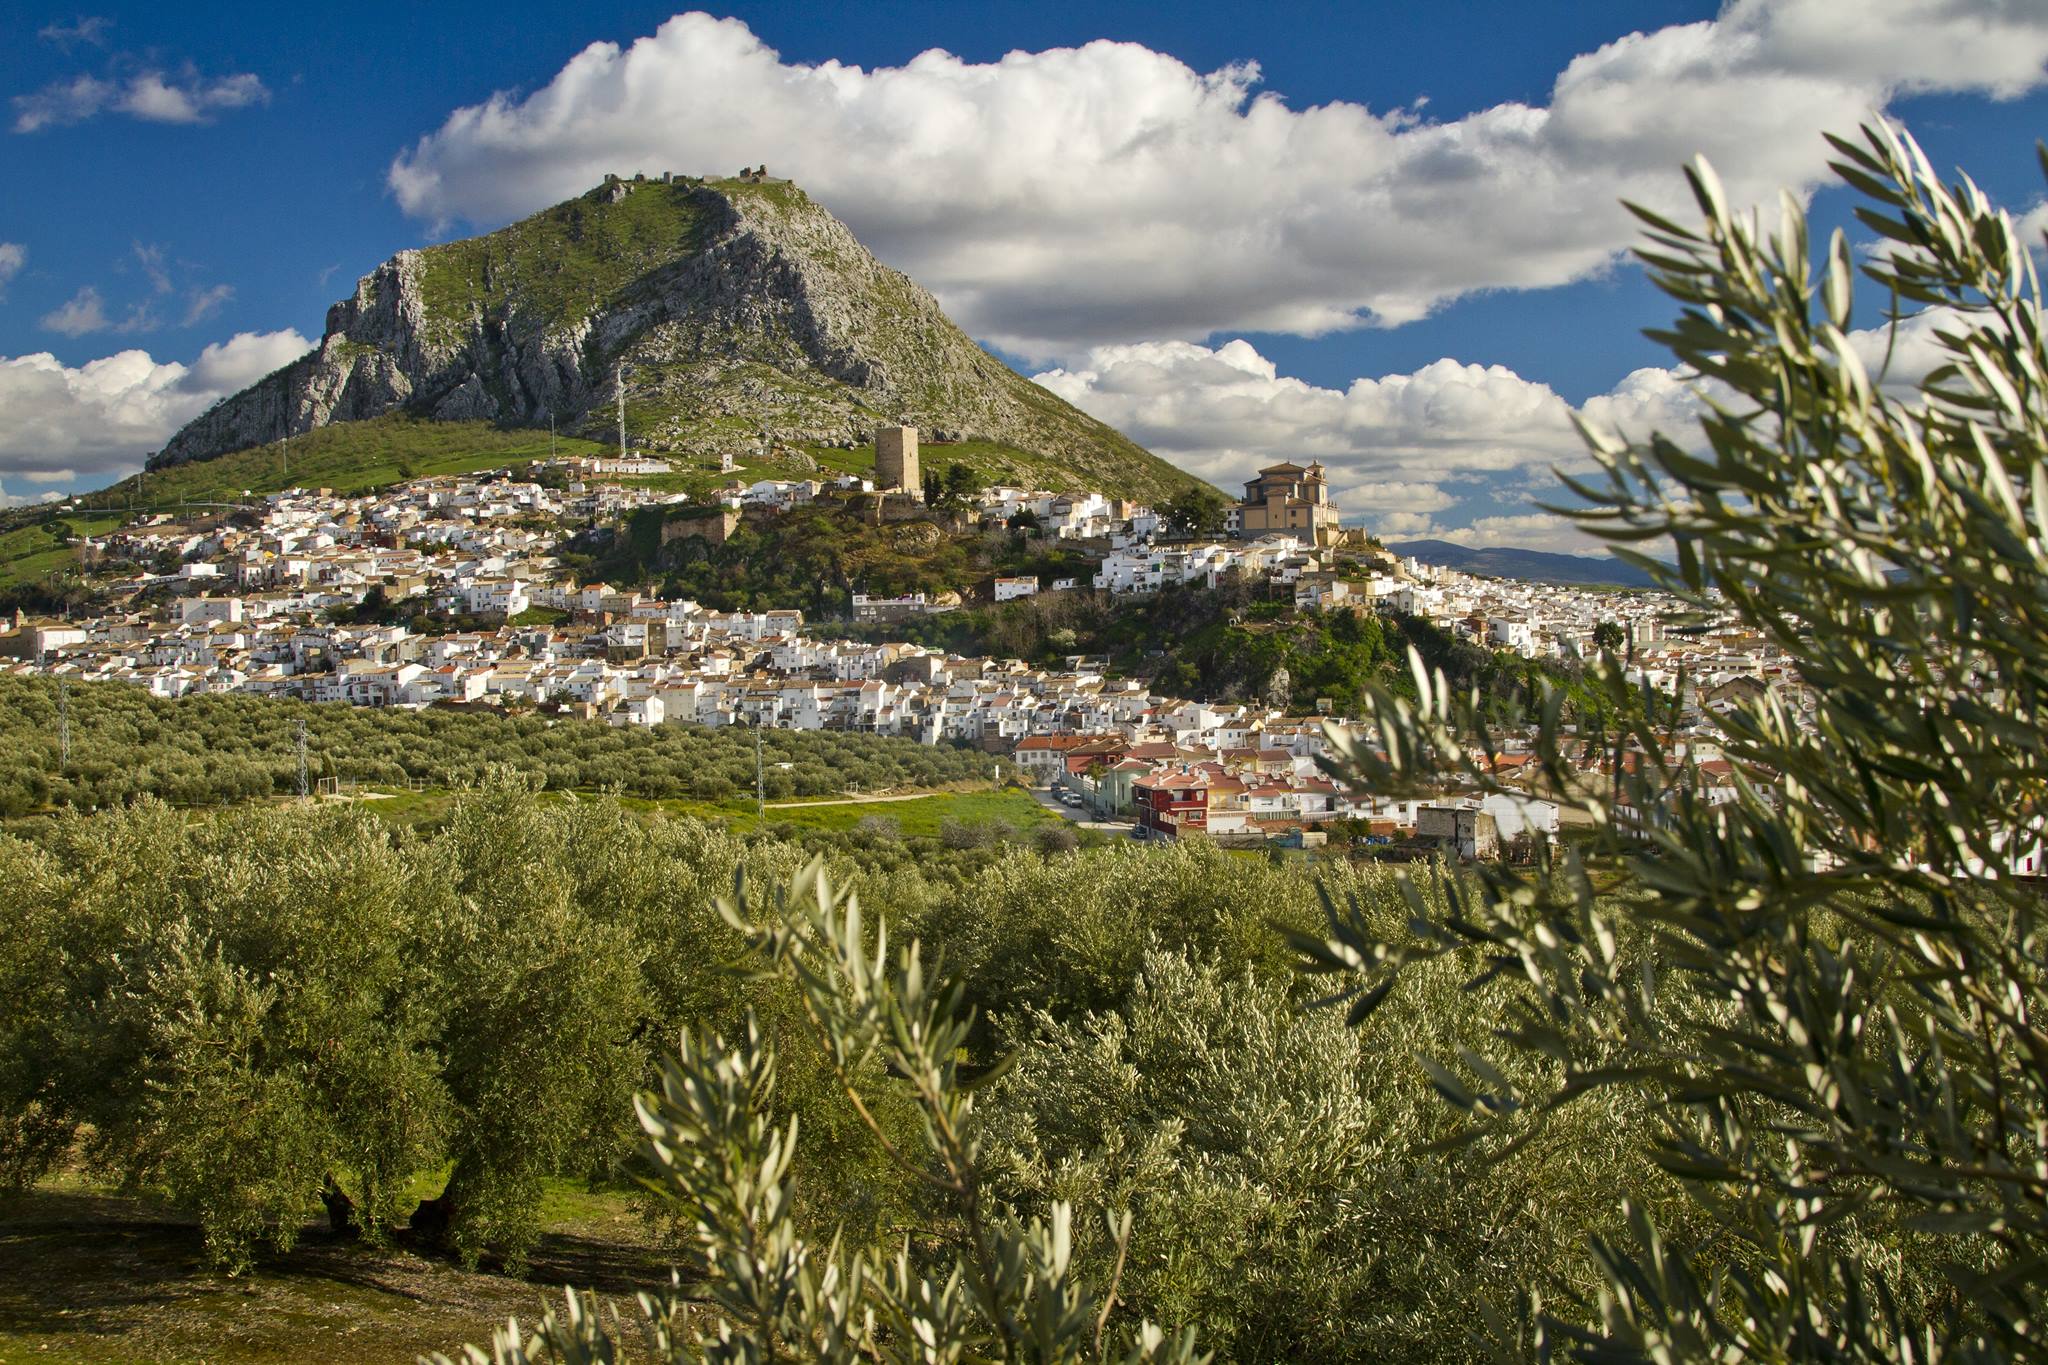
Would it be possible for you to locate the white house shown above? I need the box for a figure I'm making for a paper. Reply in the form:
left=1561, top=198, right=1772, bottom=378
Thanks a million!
left=994, top=576, right=1040, bottom=602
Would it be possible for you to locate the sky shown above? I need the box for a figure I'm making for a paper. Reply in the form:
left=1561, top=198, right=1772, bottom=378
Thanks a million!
left=2, top=1, right=2047, bottom=551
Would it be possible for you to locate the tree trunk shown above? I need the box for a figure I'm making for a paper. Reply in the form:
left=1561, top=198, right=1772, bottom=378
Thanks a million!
left=320, top=1174, right=358, bottom=1239
left=409, top=1189, right=456, bottom=1247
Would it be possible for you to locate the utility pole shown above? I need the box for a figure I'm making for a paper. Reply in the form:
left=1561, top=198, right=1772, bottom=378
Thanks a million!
left=755, top=728, right=765, bottom=818
left=57, top=680, right=69, bottom=773
left=549, top=412, right=557, bottom=460
left=296, top=717, right=309, bottom=799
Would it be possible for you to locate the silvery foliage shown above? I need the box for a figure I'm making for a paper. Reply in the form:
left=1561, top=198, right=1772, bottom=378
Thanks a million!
left=1291, top=120, right=2048, bottom=1360
left=432, top=860, right=1204, bottom=1364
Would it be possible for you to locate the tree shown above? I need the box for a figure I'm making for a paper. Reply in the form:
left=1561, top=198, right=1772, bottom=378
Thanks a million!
left=433, top=862, right=1204, bottom=1364
left=2, top=801, right=446, bottom=1271
left=1295, top=120, right=2048, bottom=1355
left=1591, top=619, right=1625, bottom=653
left=922, top=462, right=980, bottom=511
left=1160, top=487, right=1228, bottom=538
left=1034, top=821, right=1080, bottom=856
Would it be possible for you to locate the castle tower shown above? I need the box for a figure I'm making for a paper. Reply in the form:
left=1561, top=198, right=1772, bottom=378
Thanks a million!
left=875, top=425, right=921, bottom=496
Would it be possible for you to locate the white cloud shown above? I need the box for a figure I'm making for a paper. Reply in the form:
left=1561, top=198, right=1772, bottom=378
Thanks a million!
left=115, top=70, right=267, bottom=125
left=38, top=17, right=112, bottom=50
left=0, top=480, right=67, bottom=510
left=1036, top=338, right=1664, bottom=499
left=182, top=329, right=312, bottom=393
left=1840, top=304, right=1965, bottom=391
left=1034, top=338, right=1717, bottom=548
left=0, top=243, right=23, bottom=298
left=1429, top=514, right=1600, bottom=555
left=40, top=286, right=109, bottom=337
left=132, top=241, right=170, bottom=294
left=38, top=284, right=161, bottom=338
left=12, top=75, right=114, bottom=134
left=2020, top=201, right=2048, bottom=250
left=13, top=66, right=267, bottom=133
left=182, top=283, right=234, bottom=326
left=1042, top=296, right=1983, bottom=552
left=388, top=3, right=2048, bottom=358
left=0, top=330, right=312, bottom=484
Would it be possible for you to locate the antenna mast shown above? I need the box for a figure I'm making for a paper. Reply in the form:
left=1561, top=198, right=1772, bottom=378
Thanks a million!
left=615, top=362, right=627, bottom=462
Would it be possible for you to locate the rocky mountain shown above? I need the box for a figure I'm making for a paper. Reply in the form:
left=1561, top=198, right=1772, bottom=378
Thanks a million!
left=153, top=173, right=1202, bottom=502
left=1384, top=539, right=1661, bottom=588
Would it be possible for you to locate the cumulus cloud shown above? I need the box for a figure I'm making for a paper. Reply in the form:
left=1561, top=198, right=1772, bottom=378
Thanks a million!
left=1032, top=338, right=1688, bottom=510
left=0, top=480, right=67, bottom=510
left=1034, top=339, right=1709, bottom=551
left=388, top=2, right=2048, bottom=358
left=1426, top=513, right=1597, bottom=555
left=1041, top=295, right=1981, bottom=552
left=2020, top=201, right=2048, bottom=250
left=182, top=329, right=312, bottom=394
left=12, top=65, right=267, bottom=133
left=0, top=242, right=23, bottom=298
left=0, top=330, right=312, bottom=484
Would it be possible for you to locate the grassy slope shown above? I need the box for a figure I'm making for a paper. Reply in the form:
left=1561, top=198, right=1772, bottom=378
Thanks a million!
left=0, top=514, right=124, bottom=591
left=68, top=418, right=614, bottom=512
left=415, top=178, right=709, bottom=345
left=35, top=414, right=1178, bottom=568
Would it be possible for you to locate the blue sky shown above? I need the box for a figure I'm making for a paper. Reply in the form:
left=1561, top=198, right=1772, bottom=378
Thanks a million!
left=3, top=2, right=2046, bottom=549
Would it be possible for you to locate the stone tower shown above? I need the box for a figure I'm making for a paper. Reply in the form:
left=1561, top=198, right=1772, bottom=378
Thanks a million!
left=875, top=425, right=921, bottom=496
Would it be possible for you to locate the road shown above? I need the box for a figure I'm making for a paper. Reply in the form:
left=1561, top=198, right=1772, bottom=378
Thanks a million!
left=764, top=789, right=974, bottom=810
left=1026, top=786, right=1135, bottom=834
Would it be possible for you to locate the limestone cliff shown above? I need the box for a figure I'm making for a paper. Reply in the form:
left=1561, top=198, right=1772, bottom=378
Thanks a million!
left=153, top=174, right=1199, bottom=502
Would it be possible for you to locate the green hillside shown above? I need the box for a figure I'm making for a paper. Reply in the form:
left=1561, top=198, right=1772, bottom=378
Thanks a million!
left=71, top=418, right=612, bottom=512
left=64, top=416, right=1158, bottom=519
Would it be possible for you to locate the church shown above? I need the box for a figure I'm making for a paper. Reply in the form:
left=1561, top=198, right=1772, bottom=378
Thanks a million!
left=1230, top=461, right=1341, bottom=545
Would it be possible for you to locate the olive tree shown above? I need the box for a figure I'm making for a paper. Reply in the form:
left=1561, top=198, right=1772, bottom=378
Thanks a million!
left=0, top=801, right=446, bottom=1271
left=1294, top=121, right=2048, bottom=1357
left=436, top=860, right=1204, bottom=1364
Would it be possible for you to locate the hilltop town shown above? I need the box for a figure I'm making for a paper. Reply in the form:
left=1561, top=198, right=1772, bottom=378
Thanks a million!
left=2, top=428, right=1805, bottom=855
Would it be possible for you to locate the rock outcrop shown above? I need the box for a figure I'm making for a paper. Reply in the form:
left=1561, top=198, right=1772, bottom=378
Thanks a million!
left=153, top=175, right=1195, bottom=500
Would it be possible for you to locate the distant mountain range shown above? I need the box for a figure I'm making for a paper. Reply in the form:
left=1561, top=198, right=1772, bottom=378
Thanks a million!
left=1384, top=539, right=1661, bottom=588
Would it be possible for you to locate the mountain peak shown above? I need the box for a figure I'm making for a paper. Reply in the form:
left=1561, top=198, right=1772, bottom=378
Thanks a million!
left=152, top=173, right=1201, bottom=502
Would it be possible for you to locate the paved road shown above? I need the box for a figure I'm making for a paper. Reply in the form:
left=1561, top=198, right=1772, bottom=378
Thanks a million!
left=1026, top=786, right=1135, bottom=834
